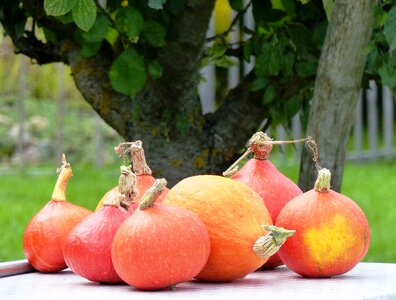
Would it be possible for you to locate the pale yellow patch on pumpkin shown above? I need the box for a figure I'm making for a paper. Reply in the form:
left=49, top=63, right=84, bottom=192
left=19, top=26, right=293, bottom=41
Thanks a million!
left=303, top=214, right=356, bottom=267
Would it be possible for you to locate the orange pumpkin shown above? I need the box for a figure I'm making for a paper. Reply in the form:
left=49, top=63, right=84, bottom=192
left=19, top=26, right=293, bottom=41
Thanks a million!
left=163, top=175, right=294, bottom=282
left=23, top=155, right=92, bottom=273
left=229, top=132, right=303, bottom=269
left=111, top=179, right=210, bottom=290
left=276, top=168, right=370, bottom=277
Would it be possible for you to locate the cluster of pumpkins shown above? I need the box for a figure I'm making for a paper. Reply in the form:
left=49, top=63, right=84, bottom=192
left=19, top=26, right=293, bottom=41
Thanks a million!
left=22, top=132, right=370, bottom=291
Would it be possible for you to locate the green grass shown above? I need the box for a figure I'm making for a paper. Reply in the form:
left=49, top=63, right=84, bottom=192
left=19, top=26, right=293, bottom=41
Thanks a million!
left=0, top=163, right=120, bottom=261
left=1, top=160, right=395, bottom=263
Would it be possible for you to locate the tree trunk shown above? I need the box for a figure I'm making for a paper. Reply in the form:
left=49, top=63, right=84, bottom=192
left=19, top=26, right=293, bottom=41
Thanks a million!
left=298, top=0, right=376, bottom=192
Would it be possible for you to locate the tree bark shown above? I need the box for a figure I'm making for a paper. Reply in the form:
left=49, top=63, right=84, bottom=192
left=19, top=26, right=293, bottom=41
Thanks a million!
left=6, top=0, right=332, bottom=187
left=298, top=0, right=376, bottom=192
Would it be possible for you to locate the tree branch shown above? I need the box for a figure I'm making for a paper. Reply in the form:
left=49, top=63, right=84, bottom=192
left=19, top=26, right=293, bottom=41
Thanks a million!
left=66, top=42, right=133, bottom=138
left=11, top=31, right=66, bottom=64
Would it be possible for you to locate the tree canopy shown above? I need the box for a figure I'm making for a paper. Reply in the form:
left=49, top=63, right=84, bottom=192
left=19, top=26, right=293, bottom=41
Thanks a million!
left=0, top=0, right=394, bottom=188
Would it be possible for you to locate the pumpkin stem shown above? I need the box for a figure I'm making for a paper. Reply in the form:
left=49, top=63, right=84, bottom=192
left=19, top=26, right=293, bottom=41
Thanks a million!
left=253, top=225, right=296, bottom=259
left=103, top=190, right=124, bottom=207
left=129, top=140, right=152, bottom=175
left=314, top=168, right=331, bottom=192
left=249, top=132, right=274, bottom=160
left=118, top=166, right=138, bottom=210
left=222, top=148, right=252, bottom=177
left=223, top=131, right=310, bottom=176
left=115, top=140, right=152, bottom=175
left=51, top=154, right=72, bottom=202
left=139, top=179, right=167, bottom=210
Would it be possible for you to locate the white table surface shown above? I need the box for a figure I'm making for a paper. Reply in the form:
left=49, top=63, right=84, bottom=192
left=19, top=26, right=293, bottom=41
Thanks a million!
left=1, top=262, right=396, bottom=300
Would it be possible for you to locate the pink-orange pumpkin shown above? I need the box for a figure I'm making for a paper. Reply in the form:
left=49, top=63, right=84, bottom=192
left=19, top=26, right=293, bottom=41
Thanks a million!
left=63, top=191, right=128, bottom=283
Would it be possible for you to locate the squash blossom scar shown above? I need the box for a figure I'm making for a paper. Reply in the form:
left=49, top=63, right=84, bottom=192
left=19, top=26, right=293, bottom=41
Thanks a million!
left=303, top=214, right=356, bottom=268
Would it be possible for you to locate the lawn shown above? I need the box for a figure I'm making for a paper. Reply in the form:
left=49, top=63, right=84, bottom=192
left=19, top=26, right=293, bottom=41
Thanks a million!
left=1, top=159, right=395, bottom=263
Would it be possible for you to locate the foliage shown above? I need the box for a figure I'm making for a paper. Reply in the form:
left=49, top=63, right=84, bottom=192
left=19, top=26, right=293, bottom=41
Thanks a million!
left=365, top=0, right=396, bottom=88
left=1, top=0, right=392, bottom=130
left=1, top=0, right=324, bottom=127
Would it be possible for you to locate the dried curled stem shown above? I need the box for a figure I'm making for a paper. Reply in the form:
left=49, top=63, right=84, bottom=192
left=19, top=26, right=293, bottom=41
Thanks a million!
left=223, top=131, right=311, bottom=177
left=114, top=141, right=152, bottom=175
left=117, top=166, right=138, bottom=210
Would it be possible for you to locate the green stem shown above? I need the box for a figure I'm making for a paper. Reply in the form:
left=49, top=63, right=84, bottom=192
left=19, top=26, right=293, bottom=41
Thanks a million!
left=139, top=179, right=167, bottom=210
left=51, top=154, right=72, bottom=201
left=253, top=225, right=296, bottom=258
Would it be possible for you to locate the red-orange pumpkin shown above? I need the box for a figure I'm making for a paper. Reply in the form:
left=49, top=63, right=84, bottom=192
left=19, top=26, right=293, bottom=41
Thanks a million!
left=276, top=168, right=370, bottom=277
left=111, top=179, right=210, bottom=290
left=23, top=155, right=92, bottom=273
left=163, top=175, right=294, bottom=282
left=229, top=132, right=303, bottom=269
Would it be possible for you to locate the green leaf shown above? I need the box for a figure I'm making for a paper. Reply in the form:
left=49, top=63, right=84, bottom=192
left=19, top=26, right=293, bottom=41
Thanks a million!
left=287, top=23, right=314, bottom=49
left=80, top=41, right=102, bottom=57
left=56, top=12, right=74, bottom=23
left=148, top=0, right=166, bottom=10
left=250, top=78, right=268, bottom=92
left=255, top=41, right=282, bottom=77
left=243, top=38, right=253, bottom=62
left=43, top=28, right=58, bottom=43
left=207, top=43, right=227, bottom=59
left=366, top=47, right=381, bottom=75
left=378, top=50, right=396, bottom=87
left=214, top=56, right=235, bottom=68
left=115, top=7, right=144, bottom=39
left=147, top=60, right=163, bottom=80
left=297, top=0, right=311, bottom=4
left=269, top=104, right=286, bottom=126
left=72, top=0, right=97, bottom=31
left=109, top=49, right=147, bottom=97
left=384, top=7, right=396, bottom=50
left=142, top=20, right=166, bottom=47
left=229, top=0, right=244, bottom=12
left=285, top=95, right=301, bottom=118
left=280, top=0, right=296, bottom=16
left=378, top=64, right=396, bottom=88
left=252, top=1, right=288, bottom=26
left=281, top=51, right=294, bottom=77
left=44, top=0, right=76, bottom=16
left=262, top=85, right=276, bottom=104
left=106, top=27, right=119, bottom=45
left=81, top=13, right=109, bottom=42
left=296, top=59, right=317, bottom=78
